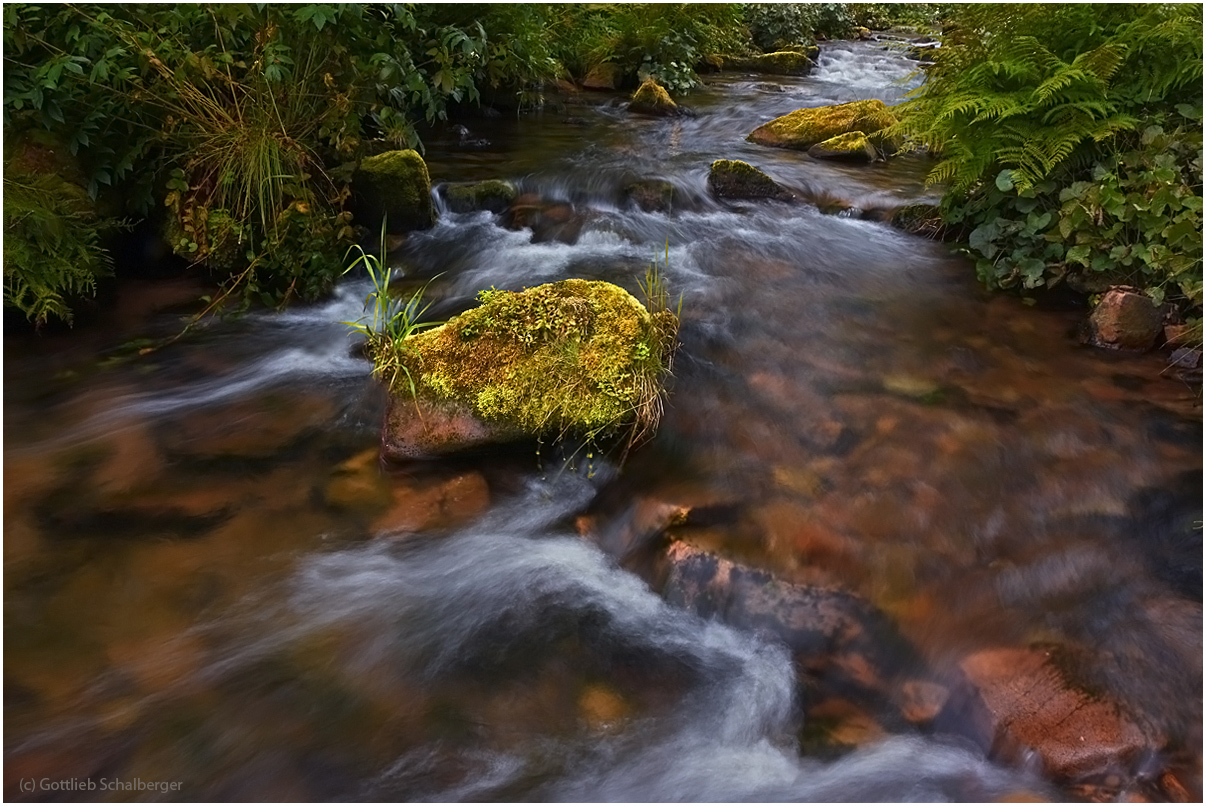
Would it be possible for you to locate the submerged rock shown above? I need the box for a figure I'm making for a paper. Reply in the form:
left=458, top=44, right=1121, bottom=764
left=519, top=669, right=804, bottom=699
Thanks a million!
left=624, top=179, right=676, bottom=213
left=441, top=179, right=518, bottom=214
left=707, top=159, right=794, bottom=202
left=662, top=542, right=920, bottom=703
left=808, top=131, right=878, bottom=161
left=629, top=78, right=678, bottom=116
left=1087, top=287, right=1162, bottom=351
left=747, top=100, right=898, bottom=152
left=354, top=149, right=436, bottom=233
left=939, top=645, right=1168, bottom=787
left=379, top=280, right=678, bottom=460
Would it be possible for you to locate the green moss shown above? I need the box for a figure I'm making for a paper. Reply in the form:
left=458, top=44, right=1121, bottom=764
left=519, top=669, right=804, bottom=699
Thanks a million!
left=747, top=100, right=898, bottom=150
left=807, top=131, right=877, bottom=161
left=442, top=180, right=518, bottom=214
left=727, top=51, right=815, bottom=76
left=355, top=149, right=436, bottom=232
left=394, top=279, right=677, bottom=440
left=707, top=159, right=793, bottom=201
left=629, top=78, right=678, bottom=116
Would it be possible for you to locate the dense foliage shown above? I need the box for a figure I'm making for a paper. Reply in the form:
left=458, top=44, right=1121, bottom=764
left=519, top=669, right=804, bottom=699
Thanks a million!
left=893, top=4, right=1202, bottom=321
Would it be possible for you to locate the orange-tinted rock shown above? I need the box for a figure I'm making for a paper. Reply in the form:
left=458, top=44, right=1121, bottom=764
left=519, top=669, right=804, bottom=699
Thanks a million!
left=896, top=679, right=950, bottom=724
left=372, top=471, right=490, bottom=534
left=590, top=498, right=689, bottom=560
left=944, top=645, right=1162, bottom=780
left=1088, top=287, right=1161, bottom=351
left=578, top=683, right=631, bottom=729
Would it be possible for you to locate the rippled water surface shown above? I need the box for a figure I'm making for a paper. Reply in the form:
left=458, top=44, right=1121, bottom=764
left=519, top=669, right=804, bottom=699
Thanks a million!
left=5, top=40, right=1201, bottom=801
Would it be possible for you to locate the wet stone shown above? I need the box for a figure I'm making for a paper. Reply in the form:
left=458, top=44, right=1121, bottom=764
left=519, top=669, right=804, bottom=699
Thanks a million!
left=371, top=470, right=490, bottom=534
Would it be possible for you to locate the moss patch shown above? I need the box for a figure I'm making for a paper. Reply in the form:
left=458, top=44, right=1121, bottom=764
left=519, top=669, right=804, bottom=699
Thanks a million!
left=355, top=149, right=436, bottom=233
left=726, top=51, right=815, bottom=76
left=629, top=78, right=678, bottom=116
left=747, top=100, right=897, bottom=150
left=707, top=160, right=793, bottom=201
left=442, top=180, right=518, bottom=214
left=808, top=131, right=877, bottom=161
left=395, top=279, right=677, bottom=441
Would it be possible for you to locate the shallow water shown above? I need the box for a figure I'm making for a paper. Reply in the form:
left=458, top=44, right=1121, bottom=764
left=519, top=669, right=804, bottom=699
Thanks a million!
left=5, top=39, right=1201, bottom=801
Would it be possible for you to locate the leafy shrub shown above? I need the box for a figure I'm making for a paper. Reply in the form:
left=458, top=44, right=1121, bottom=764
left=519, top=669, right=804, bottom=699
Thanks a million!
left=744, top=4, right=817, bottom=52
left=3, top=174, right=122, bottom=325
left=894, top=4, right=1203, bottom=314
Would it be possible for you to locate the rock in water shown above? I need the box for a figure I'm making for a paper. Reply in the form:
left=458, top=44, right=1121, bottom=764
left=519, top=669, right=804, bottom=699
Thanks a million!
left=629, top=78, right=678, bottom=116
left=379, top=280, right=678, bottom=460
left=441, top=180, right=518, bottom=214
left=582, top=62, right=622, bottom=90
left=1087, top=287, right=1162, bottom=351
left=624, top=179, right=676, bottom=213
left=723, top=51, right=815, bottom=76
left=354, top=149, right=436, bottom=233
left=707, top=159, right=794, bottom=202
left=747, top=100, right=898, bottom=152
left=808, top=131, right=878, bottom=161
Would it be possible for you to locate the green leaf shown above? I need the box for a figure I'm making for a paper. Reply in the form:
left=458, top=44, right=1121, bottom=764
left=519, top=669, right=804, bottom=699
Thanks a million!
left=995, top=169, right=1015, bottom=192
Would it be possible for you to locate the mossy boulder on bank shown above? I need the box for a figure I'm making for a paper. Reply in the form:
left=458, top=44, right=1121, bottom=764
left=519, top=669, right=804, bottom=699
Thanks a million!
left=707, top=160, right=794, bottom=202
left=582, top=62, right=622, bottom=90
left=629, top=78, right=678, bottom=116
left=747, top=100, right=897, bottom=151
left=807, top=131, right=878, bottom=161
left=441, top=180, right=518, bottom=214
left=380, top=279, right=678, bottom=460
left=354, top=149, right=436, bottom=233
left=724, top=51, right=815, bottom=76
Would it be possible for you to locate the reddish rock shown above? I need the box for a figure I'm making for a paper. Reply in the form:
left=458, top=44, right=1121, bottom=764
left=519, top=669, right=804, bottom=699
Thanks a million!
left=381, top=394, right=525, bottom=461
left=1088, top=287, right=1162, bottom=351
left=941, top=645, right=1163, bottom=781
left=372, top=471, right=490, bottom=534
left=589, top=498, right=690, bottom=560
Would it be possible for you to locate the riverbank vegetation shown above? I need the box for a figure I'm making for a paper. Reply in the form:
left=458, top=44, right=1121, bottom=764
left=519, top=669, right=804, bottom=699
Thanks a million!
left=9, top=3, right=1198, bottom=346
left=892, top=4, right=1202, bottom=339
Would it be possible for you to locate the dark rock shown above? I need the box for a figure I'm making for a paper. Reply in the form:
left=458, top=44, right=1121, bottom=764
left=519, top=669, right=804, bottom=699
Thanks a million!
left=624, top=179, right=676, bottom=214
left=707, top=159, right=794, bottom=202
left=1170, top=347, right=1202, bottom=369
left=662, top=542, right=918, bottom=700
left=1088, top=287, right=1162, bottom=351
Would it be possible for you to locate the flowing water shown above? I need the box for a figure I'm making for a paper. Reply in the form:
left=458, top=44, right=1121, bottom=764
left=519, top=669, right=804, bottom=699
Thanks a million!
left=5, top=40, right=1202, bottom=801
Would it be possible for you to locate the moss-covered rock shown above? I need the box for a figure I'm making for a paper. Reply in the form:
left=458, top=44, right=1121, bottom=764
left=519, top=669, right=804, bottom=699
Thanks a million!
left=629, top=78, right=678, bottom=117
left=441, top=180, right=518, bottom=214
left=380, top=279, right=678, bottom=459
left=582, top=62, right=622, bottom=90
left=747, top=100, right=898, bottom=151
left=725, top=51, right=815, bottom=76
left=354, top=149, right=436, bottom=233
left=624, top=179, right=676, bottom=214
left=807, top=131, right=878, bottom=161
left=707, top=160, right=794, bottom=202
left=164, top=205, right=247, bottom=271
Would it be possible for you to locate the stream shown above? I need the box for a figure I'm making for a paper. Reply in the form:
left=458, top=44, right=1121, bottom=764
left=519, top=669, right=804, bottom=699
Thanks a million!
left=4, top=40, right=1202, bottom=802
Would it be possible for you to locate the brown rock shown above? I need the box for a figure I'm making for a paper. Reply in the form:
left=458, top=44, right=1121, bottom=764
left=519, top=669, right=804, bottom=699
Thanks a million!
left=590, top=498, right=690, bottom=560
left=945, top=645, right=1161, bottom=780
left=578, top=683, right=631, bottom=729
left=381, top=394, right=525, bottom=461
left=1088, top=287, right=1162, bottom=351
left=896, top=679, right=950, bottom=724
left=372, top=470, right=490, bottom=533
left=324, top=448, right=392, bottom=510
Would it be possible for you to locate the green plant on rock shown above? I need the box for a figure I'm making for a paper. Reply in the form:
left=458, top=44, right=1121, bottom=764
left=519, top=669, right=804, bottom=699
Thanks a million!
left=341, top=230, right=444, bottom=397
